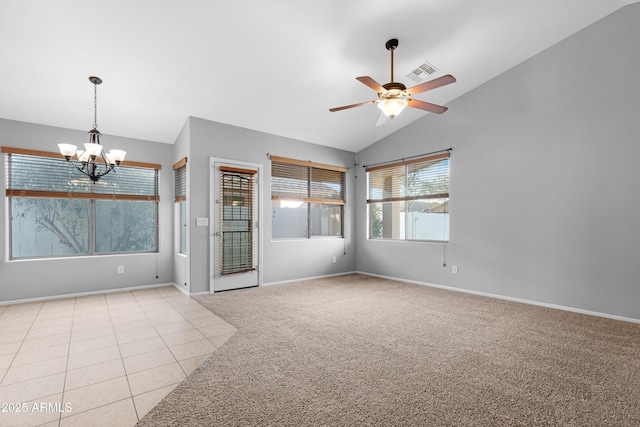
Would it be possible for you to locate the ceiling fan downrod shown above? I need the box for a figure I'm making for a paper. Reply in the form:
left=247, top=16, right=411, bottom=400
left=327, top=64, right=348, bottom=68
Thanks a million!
left=386, top=38, right=399, bottom=83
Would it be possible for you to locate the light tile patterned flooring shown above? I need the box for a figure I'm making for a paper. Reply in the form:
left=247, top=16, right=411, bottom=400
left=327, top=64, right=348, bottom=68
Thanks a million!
left=0, top=286, right=236, bottom=427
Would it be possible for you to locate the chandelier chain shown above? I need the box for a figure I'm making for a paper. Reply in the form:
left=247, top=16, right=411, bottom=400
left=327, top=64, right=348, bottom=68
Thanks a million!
left=93, top=81, right=98, bottom=130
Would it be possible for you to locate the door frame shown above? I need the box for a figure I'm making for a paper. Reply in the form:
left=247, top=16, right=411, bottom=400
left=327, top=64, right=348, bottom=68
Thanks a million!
left=209, top=157, right=264, bottom=293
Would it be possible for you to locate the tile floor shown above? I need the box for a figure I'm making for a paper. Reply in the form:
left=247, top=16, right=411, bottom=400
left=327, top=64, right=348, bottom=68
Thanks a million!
left=0, top=286, right=237, bottom=427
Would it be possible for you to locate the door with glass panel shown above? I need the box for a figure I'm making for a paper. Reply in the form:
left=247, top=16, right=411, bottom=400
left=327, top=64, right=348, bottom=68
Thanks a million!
left=212, top=162, right=259, bottom=292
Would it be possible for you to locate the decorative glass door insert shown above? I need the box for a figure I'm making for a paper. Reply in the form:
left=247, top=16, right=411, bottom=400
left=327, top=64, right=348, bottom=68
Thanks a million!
left=220, top=168, right=255, bottom=275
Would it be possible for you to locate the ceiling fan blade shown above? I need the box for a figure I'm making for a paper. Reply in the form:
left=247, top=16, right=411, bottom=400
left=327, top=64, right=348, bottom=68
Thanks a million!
left=375, top=112, right=389, bottom=127
left=405, top=74, right=456, bottom=95
left=407, top=99, right=448, bottom=114
left=329, top=100, right=377, bottom=112
left=356, top=76, right=387, bottom=94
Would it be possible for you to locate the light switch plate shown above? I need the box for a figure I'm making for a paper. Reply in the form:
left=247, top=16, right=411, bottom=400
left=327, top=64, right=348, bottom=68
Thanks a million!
left=196, top=217, right=209, bottom=227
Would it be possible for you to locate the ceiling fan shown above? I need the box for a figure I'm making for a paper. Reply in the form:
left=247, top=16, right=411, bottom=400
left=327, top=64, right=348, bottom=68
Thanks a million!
left=329, top=39, right=456, bottom=124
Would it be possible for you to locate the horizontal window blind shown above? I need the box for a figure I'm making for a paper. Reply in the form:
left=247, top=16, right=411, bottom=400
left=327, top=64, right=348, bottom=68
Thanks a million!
left=367, top=152, right=449, bottom=203
left=271, top=161, right=308, bottom=200
left=1, top=146, right=161, bottom=169
left=271, top=156, right=345, bottom=204
left=310, top=168, right=345, bottom=201
left=4, top=147, right=159, bottom=201
left=173, top=157, right=187, bottom=203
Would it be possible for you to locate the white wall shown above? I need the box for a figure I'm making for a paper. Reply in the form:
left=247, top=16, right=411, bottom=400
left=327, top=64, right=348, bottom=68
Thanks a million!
left=355, top=4, right=640, bottom=320
left=0, top=118, right=174, bottom=302
left=173, top=119, right=190, bottom=294
left=186, top=117, right=356, bottom=293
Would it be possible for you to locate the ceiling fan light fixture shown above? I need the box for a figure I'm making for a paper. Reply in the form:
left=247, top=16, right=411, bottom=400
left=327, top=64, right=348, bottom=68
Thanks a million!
left=329, top=39, right=455, bottom=121
left=378, top=98, right=408, bottom=118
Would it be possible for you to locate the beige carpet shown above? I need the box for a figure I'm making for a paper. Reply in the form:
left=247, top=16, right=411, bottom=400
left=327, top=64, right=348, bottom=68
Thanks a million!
left=137, top=274, right=640, bottom=426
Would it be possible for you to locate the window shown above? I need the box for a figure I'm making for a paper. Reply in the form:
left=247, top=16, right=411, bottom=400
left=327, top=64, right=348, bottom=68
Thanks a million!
left=178, top=201, right=187, bottom=255
left=173, top=157, right=187, bottom=255
left=367, top=152, right=449, bottom=242
left=271, top=156, right=346, bottom=239
left=4, top=146, right=160, bottom=259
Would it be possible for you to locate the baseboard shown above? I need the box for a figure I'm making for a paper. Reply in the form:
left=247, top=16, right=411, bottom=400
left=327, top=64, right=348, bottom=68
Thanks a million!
left=0, top=282, right=176, bottom=306
left=170, top=282, right=211, bottom=297
left=172, top=283, right=191, bottom=296
left=189, top=291, right=212, bottom=296
left=263, top=271, right=357, bottom=287
left=355, top=271, right=640, bottom=325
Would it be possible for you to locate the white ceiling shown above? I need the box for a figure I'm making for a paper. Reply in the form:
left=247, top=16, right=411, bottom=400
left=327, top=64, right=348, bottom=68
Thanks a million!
left=0, top=0, right=636, bottom=153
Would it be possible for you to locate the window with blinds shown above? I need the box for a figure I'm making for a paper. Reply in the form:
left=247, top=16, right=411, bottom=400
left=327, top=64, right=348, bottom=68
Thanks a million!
left=366, top=152, right=449, bottom=241
left=173, top=157, right=187, bottom=203
left=3, top=146, right=160, bottom=259
left=5, top=148, right=159, bottom=200
left=173, top=157, right=188, bottom=254
left=271, top=155, right=346, bottom=238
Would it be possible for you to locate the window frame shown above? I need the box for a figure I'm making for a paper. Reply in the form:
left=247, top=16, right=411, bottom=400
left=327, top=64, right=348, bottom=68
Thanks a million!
left=173, top=157, right=188, bottom=255
left=4, top=146, right=161, bottom=259
left=270, top=155, right=346, bottom=240
left=366, top=152, right=450, bottom=242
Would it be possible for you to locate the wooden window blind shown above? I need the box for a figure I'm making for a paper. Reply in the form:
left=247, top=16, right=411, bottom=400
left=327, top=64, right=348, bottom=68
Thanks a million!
left=366, top=152, right=449, bottom=204
left=271, top=155, right=346, bottom=205
left=3, top=146, right=159, bottom=201
left=173, top=157, right=187, bottom=203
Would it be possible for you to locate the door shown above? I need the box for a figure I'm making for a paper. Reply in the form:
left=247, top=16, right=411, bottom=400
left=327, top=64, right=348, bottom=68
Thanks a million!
left=212, top=160, right=260, bottom=292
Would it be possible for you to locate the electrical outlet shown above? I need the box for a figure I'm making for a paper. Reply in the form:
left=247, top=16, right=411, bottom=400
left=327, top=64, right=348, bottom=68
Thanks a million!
left=117, top=265, right=124, bottom=275
left=332, top=256, right=337, bottom=264
left=452, top=266, right=458, bottom=274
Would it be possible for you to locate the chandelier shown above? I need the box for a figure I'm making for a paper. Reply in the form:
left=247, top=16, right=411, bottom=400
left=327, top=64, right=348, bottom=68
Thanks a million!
left=58, top=76, right=126, bottom=182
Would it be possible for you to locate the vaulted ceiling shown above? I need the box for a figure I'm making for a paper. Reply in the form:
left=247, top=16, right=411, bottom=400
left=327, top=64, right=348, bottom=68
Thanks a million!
left=0, top=0, right=636, bottom=153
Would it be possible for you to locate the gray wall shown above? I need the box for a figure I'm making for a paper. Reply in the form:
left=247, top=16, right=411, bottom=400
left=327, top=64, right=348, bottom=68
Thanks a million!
left=0, top=118, right=174, bottom=302
left=356, top=4, right=640, bottom=319
left=187, top=117, right=356, bottom=293
left=4, top=4, right=639, bottom=320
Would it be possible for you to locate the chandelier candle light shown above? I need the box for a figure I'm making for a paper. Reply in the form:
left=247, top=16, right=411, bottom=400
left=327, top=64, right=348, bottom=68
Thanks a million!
left=58, top=76, right=126, bottom=182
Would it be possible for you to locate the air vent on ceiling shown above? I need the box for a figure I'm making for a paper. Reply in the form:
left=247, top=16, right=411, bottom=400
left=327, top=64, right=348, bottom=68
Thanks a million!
left=406, top=61, right=438, bottom=83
